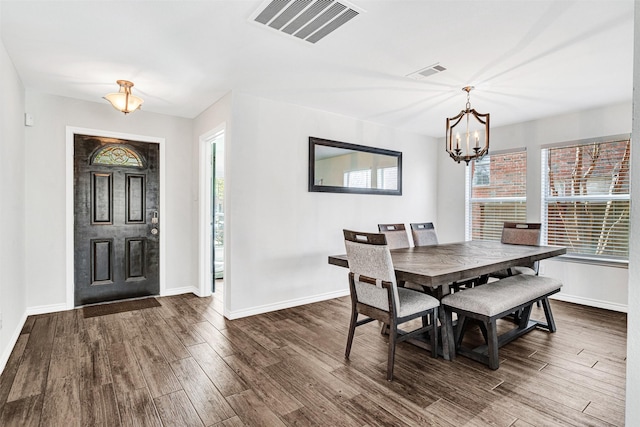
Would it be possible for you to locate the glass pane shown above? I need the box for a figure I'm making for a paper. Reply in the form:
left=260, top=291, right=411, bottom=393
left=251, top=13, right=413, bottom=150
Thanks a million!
left=310, top=137, right=402, bottom=195
left=472, top=156, right=490, bottom=186
left=546, top=140, right=630, bottom=197
left=543, top=139, right=631, bottom=259
left=93, top=145, right=143, bottom=167
left=343, top=169, right=371, bottom=188
left=468, top=150, right=527, bottom=241
left=471, top=201, right=527, bottom=241
left=546, top=200, right=630, bottom=258
left=472, top=151, right=526, bottom=198
left=377, top=167, right=398, bottom=190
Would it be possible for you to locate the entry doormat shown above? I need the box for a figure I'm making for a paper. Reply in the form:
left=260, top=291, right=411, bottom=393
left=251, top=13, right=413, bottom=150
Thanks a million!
left=82, top=297, right=161, bottom=318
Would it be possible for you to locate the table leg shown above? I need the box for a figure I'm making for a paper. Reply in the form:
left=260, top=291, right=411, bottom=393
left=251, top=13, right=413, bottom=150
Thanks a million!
left=436, top=284, right=455, bottom=361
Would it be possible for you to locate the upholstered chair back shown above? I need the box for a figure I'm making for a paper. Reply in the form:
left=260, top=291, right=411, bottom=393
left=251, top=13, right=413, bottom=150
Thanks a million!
left=343, top=230, right=400, bottom=313
left=377, top=223, right=410, bottom=249
left=410, top=222, right=439, bottom=247
left=501, top=222, right=541, bottom=246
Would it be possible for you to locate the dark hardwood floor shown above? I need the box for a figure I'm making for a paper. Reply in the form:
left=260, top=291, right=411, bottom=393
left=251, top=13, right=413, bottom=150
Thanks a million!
left=0, top=285, right=626, bottom=426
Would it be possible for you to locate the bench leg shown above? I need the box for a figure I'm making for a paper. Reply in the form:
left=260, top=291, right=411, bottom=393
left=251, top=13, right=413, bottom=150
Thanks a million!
left=518, top=304, right=533, bottom=330
left=487, top=319, right=500, bottom=370
left=541, top=297, right=557, bottom=332
left=454, top=315, right=467, bottom=348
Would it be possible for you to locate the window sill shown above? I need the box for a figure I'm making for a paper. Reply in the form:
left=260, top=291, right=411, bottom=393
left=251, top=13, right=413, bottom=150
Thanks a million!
left=546, top=254, right=629, bottom=269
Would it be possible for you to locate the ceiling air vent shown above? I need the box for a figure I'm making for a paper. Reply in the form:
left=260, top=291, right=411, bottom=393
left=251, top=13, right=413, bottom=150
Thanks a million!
left=250, top=0, right=362, bottom=44
left=406, top=63, right=447, bottom=81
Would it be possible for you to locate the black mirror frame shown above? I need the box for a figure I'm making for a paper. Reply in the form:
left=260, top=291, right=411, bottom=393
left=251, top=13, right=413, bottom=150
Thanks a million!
left=308, top=136, right=402, bottom=196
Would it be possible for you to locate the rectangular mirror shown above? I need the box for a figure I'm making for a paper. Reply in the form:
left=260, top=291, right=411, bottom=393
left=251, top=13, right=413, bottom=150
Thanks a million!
left=308, top=136, right=402, bottom=195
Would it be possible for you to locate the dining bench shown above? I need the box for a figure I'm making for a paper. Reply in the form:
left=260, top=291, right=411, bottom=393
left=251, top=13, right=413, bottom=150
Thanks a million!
left=441, top=274, right=562, bottom=369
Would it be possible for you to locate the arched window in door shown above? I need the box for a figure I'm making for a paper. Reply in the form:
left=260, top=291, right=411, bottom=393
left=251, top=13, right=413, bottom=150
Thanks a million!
left=91, top=144, right=144, bottom=167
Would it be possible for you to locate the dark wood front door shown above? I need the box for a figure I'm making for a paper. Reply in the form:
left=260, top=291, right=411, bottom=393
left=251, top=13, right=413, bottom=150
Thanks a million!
left=74, top=134, right=160, bottom=306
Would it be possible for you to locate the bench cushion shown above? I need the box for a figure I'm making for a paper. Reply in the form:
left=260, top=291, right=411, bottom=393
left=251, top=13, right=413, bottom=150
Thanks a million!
left=441, top=275, right=562, bottom=317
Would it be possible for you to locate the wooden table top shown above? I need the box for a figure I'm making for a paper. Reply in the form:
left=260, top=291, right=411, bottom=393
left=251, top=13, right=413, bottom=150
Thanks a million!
left=328, top=240, right=566, bottom=289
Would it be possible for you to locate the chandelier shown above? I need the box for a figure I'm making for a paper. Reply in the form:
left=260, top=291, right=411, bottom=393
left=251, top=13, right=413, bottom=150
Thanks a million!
left=104, top=80, right=144, bottom=114
left=445, top=86, right=490, bottom=164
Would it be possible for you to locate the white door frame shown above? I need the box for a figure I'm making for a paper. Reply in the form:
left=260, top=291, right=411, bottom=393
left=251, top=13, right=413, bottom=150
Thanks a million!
left=65, top=126, right=166, bottom=309
left=198, top=124, right=225, bottom=298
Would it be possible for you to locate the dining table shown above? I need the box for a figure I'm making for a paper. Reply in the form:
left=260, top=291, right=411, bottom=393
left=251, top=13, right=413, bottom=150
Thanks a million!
left=328, top=239, right=567, bottom=360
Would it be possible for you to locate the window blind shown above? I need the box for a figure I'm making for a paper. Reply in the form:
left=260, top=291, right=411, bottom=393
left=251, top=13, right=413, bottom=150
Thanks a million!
left=541, top=138, right=630, bottom=260
left=343, top=169, right=371, bottom=188
left=377, top=166, right=398, bottom=190
left=466, top=150, right=527, bottom=241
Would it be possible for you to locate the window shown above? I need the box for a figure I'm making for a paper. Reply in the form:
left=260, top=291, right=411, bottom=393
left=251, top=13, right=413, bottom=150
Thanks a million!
left=92, top=144, right=143, bottom=167
left=541, top=137, right=630, bottom=261
left=472, top=156, right=490, bottom=186
left=466, top=150, right=527, bottom=241
left=377, top=166, right=398, bottom=190
left=343, top=169, right=371, bottom=188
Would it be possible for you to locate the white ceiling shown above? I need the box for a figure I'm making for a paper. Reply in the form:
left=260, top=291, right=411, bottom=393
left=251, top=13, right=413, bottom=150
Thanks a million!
left=0, top=0, right=633, bottom=138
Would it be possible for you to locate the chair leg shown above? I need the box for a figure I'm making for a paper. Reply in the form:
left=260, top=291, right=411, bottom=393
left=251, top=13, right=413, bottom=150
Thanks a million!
left=387, top=320, right=397, bottom=381
left=430, top=308, right=438, bottom=358
left=380, top=322, right=390, bottom=335
left=540, top=297, right=557, bottom=332
left=345, top=310, right=358, bottom=358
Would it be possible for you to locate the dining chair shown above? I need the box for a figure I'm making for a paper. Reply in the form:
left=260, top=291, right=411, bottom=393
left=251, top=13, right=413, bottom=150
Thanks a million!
left=377, top=223, right=411, bottom=249
left=343, top=229, right=439, bottom=381
left=378, top=223, right=428, bottom=293
left=409, top=222, right=438, bottom=246
left=491, top=222, right=543, bottom=312
left=491, top=222, right=541, bottom=279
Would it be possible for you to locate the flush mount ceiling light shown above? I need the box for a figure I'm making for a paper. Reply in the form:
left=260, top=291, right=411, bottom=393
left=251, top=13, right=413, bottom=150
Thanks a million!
left=445, top=86, right=490, bottom=165
left=103, top=80, right=143, bottom=114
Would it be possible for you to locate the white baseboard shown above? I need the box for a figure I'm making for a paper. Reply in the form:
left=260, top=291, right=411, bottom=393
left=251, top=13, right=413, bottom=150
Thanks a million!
left=0, top=311, right=27, bottom=375
left=26, top=303, right=68, bottom=316
left=551, top=293, right=627, bottom=313
left=162, top=286, right=200, bottom=297
left=226, top=289, right=350, bottom=320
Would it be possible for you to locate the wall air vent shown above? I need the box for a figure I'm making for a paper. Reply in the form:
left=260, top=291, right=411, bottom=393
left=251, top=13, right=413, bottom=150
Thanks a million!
left=406, top=63, right=447, bottom=81
left=250, top=0, right=363, bottom=44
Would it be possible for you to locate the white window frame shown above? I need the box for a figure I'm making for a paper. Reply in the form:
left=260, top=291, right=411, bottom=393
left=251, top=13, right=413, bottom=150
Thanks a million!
left=540, top=134, right=631, bottom=266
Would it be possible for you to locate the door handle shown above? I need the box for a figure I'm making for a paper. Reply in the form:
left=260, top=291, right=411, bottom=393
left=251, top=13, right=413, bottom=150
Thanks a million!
left=151, top=211, right=159, bottom=235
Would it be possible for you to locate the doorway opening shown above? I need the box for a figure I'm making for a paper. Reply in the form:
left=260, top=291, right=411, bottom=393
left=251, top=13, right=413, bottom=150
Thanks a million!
left=210, top=133, right=225, bottom=292
left=199, top=125, right=225, bottom=299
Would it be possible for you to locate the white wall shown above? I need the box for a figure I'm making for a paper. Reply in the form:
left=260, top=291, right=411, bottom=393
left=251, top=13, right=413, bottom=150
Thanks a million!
left=437, top=102, right=631, bottom=311
left=23, top=91, right=195, bottom=309
left=212, top=93, right=438, bottom=318
left=0, top=36, right=27, bottom=371
left=625, top=1, right=640, bottom=423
